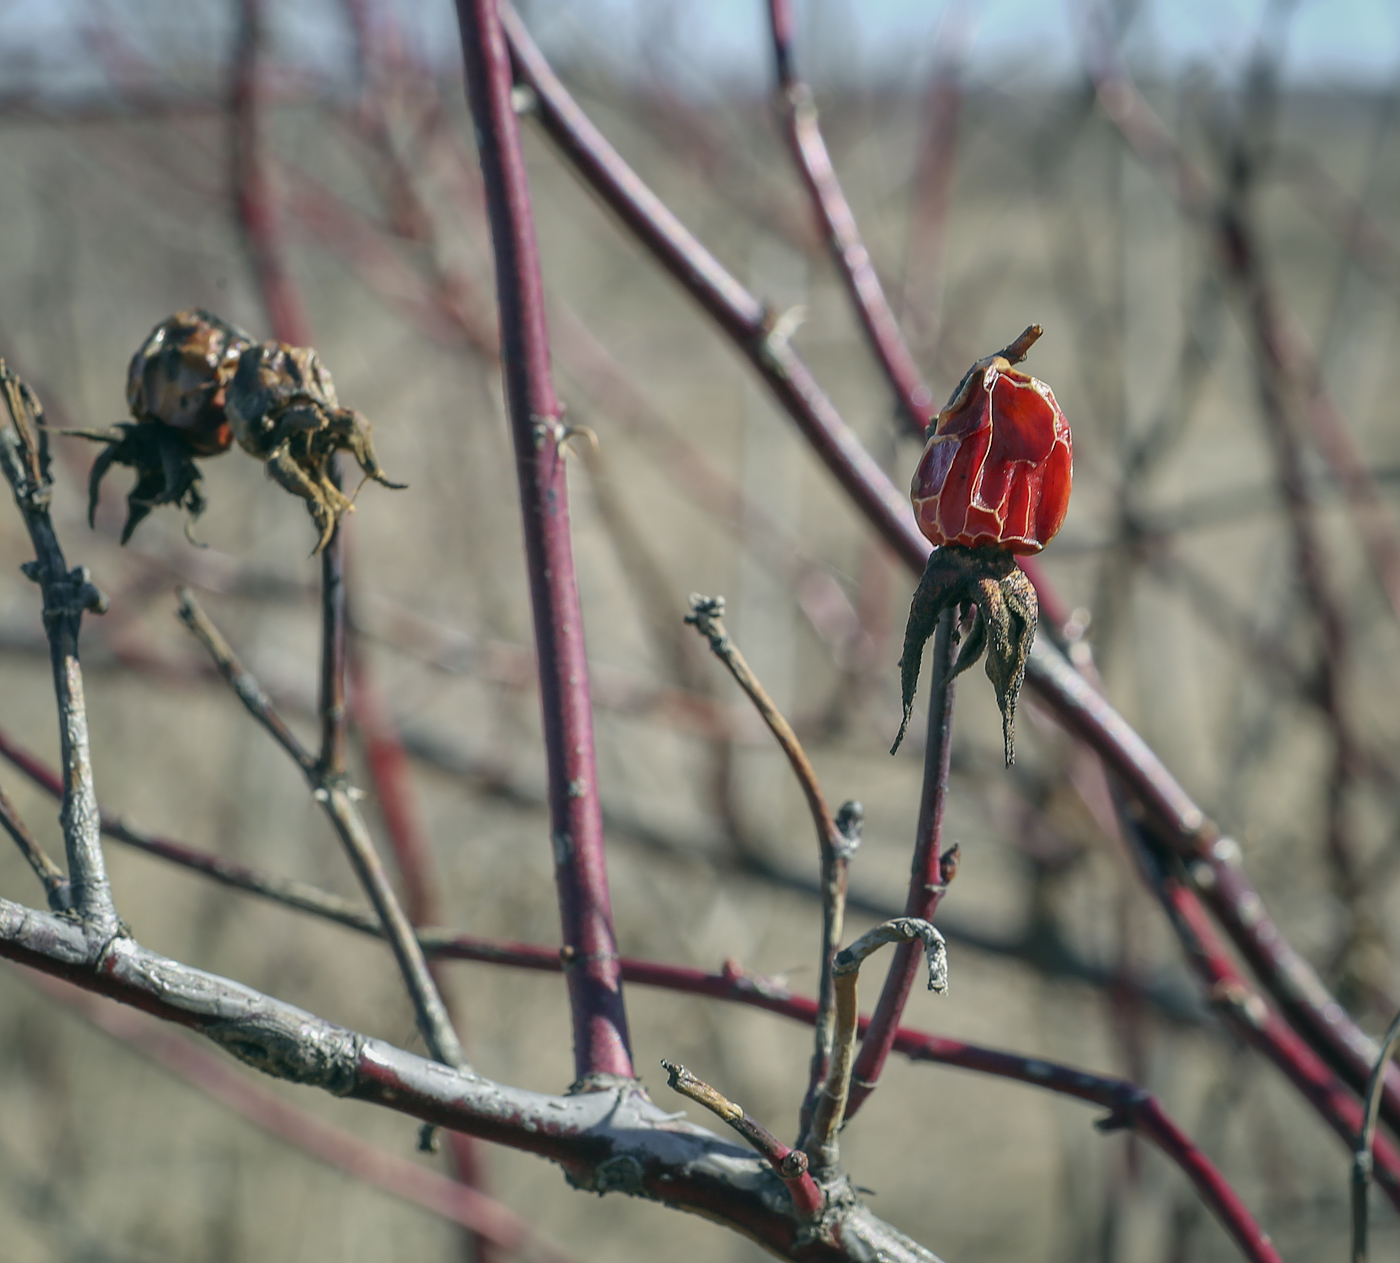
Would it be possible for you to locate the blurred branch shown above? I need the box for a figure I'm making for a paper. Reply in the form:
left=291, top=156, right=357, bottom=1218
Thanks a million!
left=0, top=781, right=71, bottom=913
left=21, top=969, right=575, bottom=1263
left=766, top=0, right=934, bottom=435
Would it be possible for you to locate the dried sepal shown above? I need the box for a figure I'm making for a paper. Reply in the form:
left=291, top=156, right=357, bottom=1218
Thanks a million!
left=83, top=423, right=209, bottom=544
left=226, top=342, right=406, bottom=553
left=891, top=544, right=1038, bottom=766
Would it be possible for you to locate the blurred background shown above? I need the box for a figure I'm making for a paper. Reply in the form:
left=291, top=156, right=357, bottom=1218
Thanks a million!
left=0, top=0, right=1398, bottom=1259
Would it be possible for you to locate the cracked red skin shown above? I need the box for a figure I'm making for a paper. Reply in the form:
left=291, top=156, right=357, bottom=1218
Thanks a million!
left=912, top=361, right=1072, bottom=555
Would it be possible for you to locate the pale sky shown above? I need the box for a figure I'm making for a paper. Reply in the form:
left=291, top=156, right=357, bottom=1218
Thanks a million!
left=1, top=0, right=1396, bottom=104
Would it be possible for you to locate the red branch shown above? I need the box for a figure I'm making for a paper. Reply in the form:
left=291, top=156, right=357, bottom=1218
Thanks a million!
left=845, top=611, right=956, bottom=1115
left=766, top=0, right=933, bottom=434
left=455, top=0, right=632, bottom=1082
left=498, top=3, right=1398, bottom=1161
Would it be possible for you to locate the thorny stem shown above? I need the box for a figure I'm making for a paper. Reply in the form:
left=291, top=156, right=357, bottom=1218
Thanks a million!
left=1353, top=1009, right=1400, bottom=1263
left=175, top=589, right=466, bottom=1070
left=847, top=609, right=956, bottom=1118
left=456, top=0, right=632, bottom=1085
left=808, top=919, right=947, bottom=1172
left=0, top=366, right=116, bottom=939
left=661, top=1060, right=823, bottom=1217
left=765, top=0, right=934, bottom=434
left=684, top=595, right=852, bottom=1130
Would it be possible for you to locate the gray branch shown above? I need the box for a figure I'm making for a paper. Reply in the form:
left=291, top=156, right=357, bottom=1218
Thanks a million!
left=0, top=893, right=943, bottom=1263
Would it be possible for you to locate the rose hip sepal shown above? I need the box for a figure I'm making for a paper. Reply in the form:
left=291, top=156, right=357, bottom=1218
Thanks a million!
left=893, top=326, right=1071, bottom=765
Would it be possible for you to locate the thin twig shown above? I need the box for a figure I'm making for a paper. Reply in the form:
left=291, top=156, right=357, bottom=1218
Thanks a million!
left=318, top=506, right=350, bottom=777
left=0, top=782, right=70, bottom=912
left=847, top=608, right=956, bottom=1118
left=808, top=918, right=947, bottom=1172
left=175, top=588, right=465, bottom=1069
left=660, top=1060, right=823, bottom=1217
left=684, top=594, right=852, bottom=1129
left=766, top=0, right=934, bottom=435
left=1352, top=1009, right=1400, bottom=1263
left=456, top=0, right=632, bottom=1086
left=0, top=364, right=116, bottom=938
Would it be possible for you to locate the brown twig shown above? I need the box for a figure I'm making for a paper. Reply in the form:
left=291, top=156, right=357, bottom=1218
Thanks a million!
left=808, top=918, right=947, bottom=1172
left=684, top=594, right=852, bottom=1126
left=0, top=782, right=70, bottom=912
left=1353, top=1008, right=1400, bottom=1263
left=660, top=1060, right=823, bottom=1218
left=175, top=588, right=465, bottom=1070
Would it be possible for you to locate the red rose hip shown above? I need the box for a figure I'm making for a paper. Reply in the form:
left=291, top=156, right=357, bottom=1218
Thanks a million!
left=912, top=342, right=1071, bottom=555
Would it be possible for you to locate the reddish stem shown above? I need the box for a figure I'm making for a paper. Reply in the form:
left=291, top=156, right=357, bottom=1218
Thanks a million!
left=499, top=5, right=1400, bottom=1153
left=455, top=0, right=632, bottom=1082
left=845, top=609, right=956, bottom=1116
left=766, top=0, right=934, bottom=433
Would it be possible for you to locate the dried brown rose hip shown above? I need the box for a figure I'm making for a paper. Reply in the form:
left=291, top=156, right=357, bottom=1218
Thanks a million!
left=126, top=309, right=252, bottom=456
left=80, top=310, right=253, bottom=543
left=225, top=340, right=405, bottom=554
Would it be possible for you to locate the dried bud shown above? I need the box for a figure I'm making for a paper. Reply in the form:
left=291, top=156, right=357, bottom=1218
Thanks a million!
left=126, top=309, right=252, bottom=456
left=80, top=310, right=254, bottom=543
left=912, top=326, right=1071, bottom=555
left=225, top=341, right=405, bottom=553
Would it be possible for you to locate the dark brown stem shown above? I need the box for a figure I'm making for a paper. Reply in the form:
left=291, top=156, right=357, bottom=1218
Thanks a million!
left=1353, top=1009, right=1400, bottom=1263
left=661, top=1060, right=823, bottom=1218
left=0, top=887, right=1278, bottom=1263
left=846, top=608, right=956, bottom=1117
left=455, top=0, right=632, bottom=1084
left=318, top=508, right=349, bottom=778
left=766, top=0, right=934, bottom=434
left=175, top=588, right=465, bottom=1069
